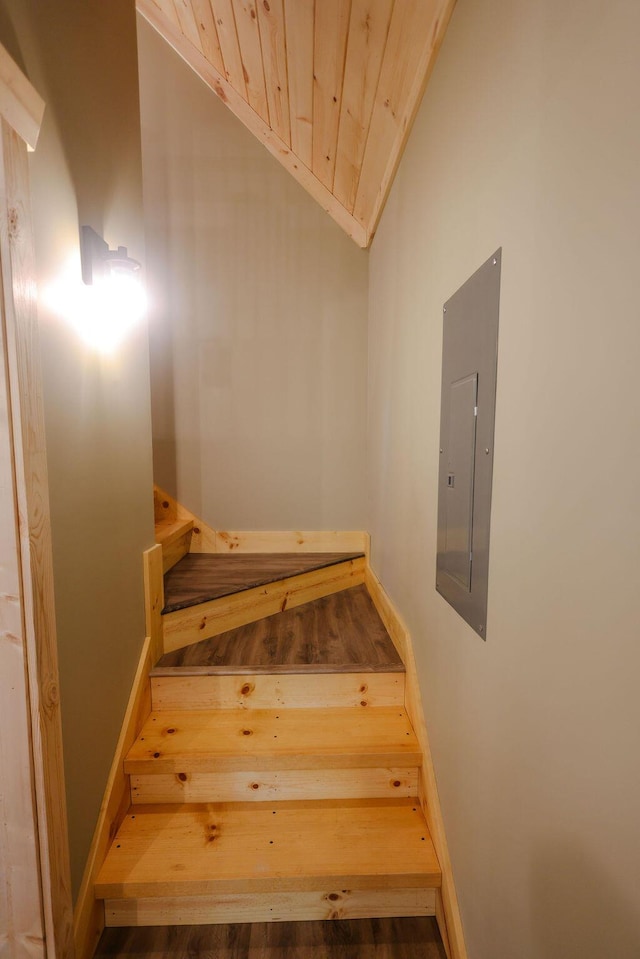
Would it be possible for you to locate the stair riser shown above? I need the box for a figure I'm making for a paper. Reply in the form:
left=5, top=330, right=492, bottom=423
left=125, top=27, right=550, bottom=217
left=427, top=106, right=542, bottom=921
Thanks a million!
left=105, top=887, right=436, bottom=926
left=130, top=768, right=419, bottom=804
left=151, top=672, right=405, bottom=710
left=162, top=529, right=192, bottom=574
left=162, top=557, right=366, bottom=653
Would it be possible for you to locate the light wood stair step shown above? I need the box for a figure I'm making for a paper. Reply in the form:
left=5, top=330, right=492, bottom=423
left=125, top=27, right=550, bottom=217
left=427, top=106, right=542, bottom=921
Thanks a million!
left=126, top=706, right=421, bottom=803
left=150, top=671, right=405, bottom=711
left=127, top=707, right=420, bottom=773
left=95, top=799, right=441, bottom=901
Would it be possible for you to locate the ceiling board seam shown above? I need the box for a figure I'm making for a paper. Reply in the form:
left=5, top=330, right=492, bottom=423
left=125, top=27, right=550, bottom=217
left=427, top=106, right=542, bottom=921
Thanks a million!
left=283, top=0, right=313, bottom=166
left=330, top=0, right=354, bottom=196
left=171, top=0, right=203, bottom=51
left=205, top=0, right=230, bottom=82
left=365, top=0, right=457, bottom=243
left=312, top=0, right=352, bottom=188
left=280, top=0, right=292, bottom=150
left=251, top=0, right=271, bottom=128
left=194, top=0, right=226, bottom=77
left=310, top=0, right=317, bottom=180
left=256, top=0, right=291, bottom=147
left=348, top=0, right=395, bottom=222
left=210, top=0, right=249, bottom=99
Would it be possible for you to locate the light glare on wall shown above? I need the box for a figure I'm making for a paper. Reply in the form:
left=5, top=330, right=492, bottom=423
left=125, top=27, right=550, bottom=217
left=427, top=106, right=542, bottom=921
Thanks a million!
left=45, top=227, right=147, bottom=354
left=78, top=225, right=146, bottom=352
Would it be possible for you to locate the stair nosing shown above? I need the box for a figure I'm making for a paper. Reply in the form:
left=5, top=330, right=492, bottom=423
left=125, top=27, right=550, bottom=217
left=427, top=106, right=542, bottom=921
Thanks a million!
left=150, top=661, right=405, bottom=676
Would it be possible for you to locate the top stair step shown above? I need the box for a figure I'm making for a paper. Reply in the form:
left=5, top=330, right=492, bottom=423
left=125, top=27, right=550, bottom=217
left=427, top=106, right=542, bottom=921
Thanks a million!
left=162, top=551, right=365, bottom=614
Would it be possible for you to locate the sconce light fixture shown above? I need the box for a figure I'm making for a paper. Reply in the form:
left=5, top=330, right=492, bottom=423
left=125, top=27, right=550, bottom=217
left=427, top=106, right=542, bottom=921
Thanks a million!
left=80, top=225, right=141, bottom=286
left=68, top=225, right=147, bottom=353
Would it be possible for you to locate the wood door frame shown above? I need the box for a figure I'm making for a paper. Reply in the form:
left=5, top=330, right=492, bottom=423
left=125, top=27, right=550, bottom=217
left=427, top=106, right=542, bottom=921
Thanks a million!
left=0, top=44, right=75, bottom=959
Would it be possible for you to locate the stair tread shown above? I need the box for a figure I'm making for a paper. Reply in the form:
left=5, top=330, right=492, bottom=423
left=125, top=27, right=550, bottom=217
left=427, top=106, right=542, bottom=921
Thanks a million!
left=162, top=551, right=364, bottom=614
left=95, top=799, right=441, bottom=899
left=155, top=517, right=194, bottom=547
left=155, top=585, right=403, bottom=673
left=125, top=706, right=421, bottom=774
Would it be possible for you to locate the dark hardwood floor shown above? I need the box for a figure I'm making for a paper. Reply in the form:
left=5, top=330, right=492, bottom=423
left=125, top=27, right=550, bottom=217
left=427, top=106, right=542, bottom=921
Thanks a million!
left=162, top=552, right=364, bottom=614
left=155, top=585, right=404, bottom=673
left=95, top=917, right=447, bottom=958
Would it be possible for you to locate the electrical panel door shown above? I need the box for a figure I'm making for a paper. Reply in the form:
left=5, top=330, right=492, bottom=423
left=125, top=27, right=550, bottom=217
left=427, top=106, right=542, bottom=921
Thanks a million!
left=436, top=250, right=501, bottom=638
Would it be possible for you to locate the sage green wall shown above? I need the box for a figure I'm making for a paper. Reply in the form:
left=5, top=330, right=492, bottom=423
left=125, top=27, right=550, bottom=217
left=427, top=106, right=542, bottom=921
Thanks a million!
left=368, top=0, right=640, bottom=956
left=0, top=2, right=154, bottom=895
left=137, top=17, right=368, bottom=531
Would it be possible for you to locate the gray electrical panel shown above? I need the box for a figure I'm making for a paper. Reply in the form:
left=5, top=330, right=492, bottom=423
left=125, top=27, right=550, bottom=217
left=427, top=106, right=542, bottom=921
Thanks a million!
left=436, top=249, right=501, bottom=639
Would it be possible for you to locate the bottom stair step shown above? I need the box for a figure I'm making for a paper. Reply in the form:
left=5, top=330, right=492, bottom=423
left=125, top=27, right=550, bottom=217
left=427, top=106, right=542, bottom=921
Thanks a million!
left=96, top=799, right=441, bottom=922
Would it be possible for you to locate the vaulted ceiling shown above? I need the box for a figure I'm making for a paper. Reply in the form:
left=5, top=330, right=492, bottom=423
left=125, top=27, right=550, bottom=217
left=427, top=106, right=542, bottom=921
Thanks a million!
left=137, top=0, right=455, bottom=247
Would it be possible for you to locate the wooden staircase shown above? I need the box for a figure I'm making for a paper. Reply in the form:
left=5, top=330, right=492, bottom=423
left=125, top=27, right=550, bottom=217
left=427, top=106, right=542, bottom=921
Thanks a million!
left=93, top=492, right=442, bottom=929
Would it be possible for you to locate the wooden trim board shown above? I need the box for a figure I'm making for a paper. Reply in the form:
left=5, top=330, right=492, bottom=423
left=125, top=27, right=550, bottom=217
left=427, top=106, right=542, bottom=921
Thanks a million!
left=162, top=556, right=366, bottom=653
left=0, top=117, right=74, bottom=957
left=105, top=887, right=437, bottom=926
left=216, top=529, right=370, bottom=553
left=143, top=543, right=164, bottom=664
left=0, top=41, right=45, bottom=150
left=0, top=127, right=46, bottom=958
left=154, top=484, right=369, bottom=555
left=73, top=636, right=154, bottom=959
left=365, top=566, right=468, bottom=959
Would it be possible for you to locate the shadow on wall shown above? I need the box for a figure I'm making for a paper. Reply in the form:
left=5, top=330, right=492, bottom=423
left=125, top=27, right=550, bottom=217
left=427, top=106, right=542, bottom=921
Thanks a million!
left=531, top=838, right=640, bottom=959
left=0, top=9, right=26, bottom=73
left=20, top=0, right=142, bottom=237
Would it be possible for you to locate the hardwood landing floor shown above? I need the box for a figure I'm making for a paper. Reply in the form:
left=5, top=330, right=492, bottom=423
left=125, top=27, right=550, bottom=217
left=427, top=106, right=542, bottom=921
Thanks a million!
left=95, top=917, right=447, bottom=958
left=162, top=552, right=364, bottom=614
left=155, top=585, right=404, bottom=673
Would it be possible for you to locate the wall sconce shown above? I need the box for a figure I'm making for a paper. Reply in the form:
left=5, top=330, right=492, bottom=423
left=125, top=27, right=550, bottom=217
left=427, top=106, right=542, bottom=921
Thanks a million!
left=71, top=225, right=147, bottom=353
left=80, top=225, right=141, bottom=286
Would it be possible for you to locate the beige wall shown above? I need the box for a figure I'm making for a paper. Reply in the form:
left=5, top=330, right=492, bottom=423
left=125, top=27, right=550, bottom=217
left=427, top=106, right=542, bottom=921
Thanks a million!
left=0, top=2, right=154, bottom=895
left=368, top=0, right=640, bottom=956
left=137, top=18, right=368, bottom=530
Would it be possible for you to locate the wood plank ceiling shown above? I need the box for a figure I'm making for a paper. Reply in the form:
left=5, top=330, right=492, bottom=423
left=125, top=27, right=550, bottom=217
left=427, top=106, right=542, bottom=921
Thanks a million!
left=137, top=0, right=456, bottom=248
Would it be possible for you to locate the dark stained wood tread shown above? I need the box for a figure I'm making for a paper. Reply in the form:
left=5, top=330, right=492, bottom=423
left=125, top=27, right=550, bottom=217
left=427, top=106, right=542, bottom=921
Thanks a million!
left=154, top=585, right=404, bottom=674
left=162, top=552, right=365, bottom=614
left=95, top=799, right=442, bottom=900
left=124, top=707, right=421, bottom=775
left=95, top=916, right=447, bottom=957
